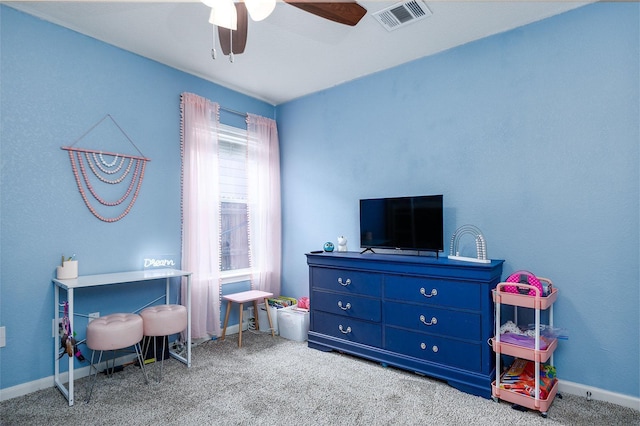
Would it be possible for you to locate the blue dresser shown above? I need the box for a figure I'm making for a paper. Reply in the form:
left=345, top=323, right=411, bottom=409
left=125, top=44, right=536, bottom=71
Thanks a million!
left=306, top=252, right=504, bottom=398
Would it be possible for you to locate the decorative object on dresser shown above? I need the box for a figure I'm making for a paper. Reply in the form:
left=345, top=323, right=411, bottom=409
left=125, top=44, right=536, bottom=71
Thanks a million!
left=306, top=251, right=503, bottom=398
left=448, top=224, right=490, bottom=263
left=337, top=236, right=348, bottom=252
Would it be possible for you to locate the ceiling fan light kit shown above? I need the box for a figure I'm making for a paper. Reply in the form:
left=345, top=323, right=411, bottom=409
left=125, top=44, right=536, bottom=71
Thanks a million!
left=206, top=0, right=238, bottom=30
left=244, top=0, right=277, bottom=22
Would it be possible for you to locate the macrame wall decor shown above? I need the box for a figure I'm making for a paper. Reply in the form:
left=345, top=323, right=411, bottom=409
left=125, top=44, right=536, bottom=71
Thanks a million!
left=61, top=114, right=150, bottom=223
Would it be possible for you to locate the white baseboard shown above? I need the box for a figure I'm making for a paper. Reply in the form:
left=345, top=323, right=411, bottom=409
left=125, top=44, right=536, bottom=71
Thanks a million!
left=1, top=375, right=55, bottom=402
left=558, top=380, right=640, bottom=411
left=0, top=331, right=243, bottom=402
left=1, top=353, right=136, bottom=402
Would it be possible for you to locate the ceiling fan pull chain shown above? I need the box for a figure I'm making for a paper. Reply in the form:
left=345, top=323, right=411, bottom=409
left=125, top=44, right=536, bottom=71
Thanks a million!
left=211, top=25, right=217, bottom=60
left=229, top=28, right=234, bottom=63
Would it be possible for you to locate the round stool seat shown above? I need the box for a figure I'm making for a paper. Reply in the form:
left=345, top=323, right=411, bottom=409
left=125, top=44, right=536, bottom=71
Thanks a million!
left=86, top=313, right=144, bottom=351
left=140, top=304, right=187, bottom=336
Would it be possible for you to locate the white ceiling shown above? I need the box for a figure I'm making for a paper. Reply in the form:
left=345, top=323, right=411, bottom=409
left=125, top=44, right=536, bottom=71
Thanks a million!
left=4, top=1, right=591, bottom=105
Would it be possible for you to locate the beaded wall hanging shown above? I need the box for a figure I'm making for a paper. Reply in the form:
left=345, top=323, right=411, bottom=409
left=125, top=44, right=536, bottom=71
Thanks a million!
left=61, top=114, right=150, bottom=223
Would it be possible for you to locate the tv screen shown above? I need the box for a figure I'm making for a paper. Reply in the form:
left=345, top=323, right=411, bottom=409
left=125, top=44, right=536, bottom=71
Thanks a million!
left=360, top=195, right=443, bottom=253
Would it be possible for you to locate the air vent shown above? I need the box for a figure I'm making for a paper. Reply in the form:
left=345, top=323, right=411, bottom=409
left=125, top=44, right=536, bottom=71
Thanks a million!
left=372, top=0, right=432, bottom=32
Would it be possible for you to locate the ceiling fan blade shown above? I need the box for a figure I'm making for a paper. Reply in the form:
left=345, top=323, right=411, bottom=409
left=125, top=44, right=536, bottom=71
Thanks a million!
left=218, top=2, right=248, bottom=56
left=284, top=1, right=367, bottom=26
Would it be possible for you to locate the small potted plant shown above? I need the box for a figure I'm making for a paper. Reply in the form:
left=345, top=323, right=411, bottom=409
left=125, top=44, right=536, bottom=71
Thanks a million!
left=57, top=254, right=78, bottom=279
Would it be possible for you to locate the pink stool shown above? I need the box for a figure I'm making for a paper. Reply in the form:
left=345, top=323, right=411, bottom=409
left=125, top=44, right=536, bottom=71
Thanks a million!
left=221, top=290, right=274, bottom=347
left=140, top=304, right=187, bottom=382
left=85, top=313, right=148, bottom=402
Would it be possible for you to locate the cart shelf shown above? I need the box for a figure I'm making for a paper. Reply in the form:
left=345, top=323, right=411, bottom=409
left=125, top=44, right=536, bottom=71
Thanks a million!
left=492, top=284, right=558, bottom=309
left=492, top=377, right=559, bottom=413
left=489, top=337, right=558, bottom=363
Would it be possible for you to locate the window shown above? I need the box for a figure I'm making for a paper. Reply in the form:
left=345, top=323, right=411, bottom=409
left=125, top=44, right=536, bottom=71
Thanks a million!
left=218, top=124, right=251, bottom=275
left=181, top=93, right=281, bottom=338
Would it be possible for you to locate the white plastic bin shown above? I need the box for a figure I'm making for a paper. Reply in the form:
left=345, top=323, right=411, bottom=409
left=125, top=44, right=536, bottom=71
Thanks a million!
left=257, top=303, right=279, bottom=335
left=277, top=306, right=310, bottom=342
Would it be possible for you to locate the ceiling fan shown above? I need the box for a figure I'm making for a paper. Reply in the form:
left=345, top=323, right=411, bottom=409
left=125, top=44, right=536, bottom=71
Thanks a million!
left=206, top=0, right=367, bottom=60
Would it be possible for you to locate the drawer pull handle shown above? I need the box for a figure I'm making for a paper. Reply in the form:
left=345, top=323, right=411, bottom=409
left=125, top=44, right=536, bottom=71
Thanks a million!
left=419, top=315, right=438, bottom=326
left=337, top=301, right=352, bottom=311
left=337, top=277, right=351, bottom=286
left=338, top=325, right=352, bottom=334
left=420, top=343, right=438, bottom=353
left=420, top=287, right=438, bottom=297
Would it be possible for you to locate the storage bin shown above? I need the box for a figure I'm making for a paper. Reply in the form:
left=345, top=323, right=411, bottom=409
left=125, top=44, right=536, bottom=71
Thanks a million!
left=277, top=306, right=310, bottom=342
left=257, top=303, right=279, bottom=335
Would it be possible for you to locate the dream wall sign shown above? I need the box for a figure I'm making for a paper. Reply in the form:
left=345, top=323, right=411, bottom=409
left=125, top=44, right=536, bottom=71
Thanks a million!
left=142, top=254, right=178, bottom=270
left=61, top=115, right=149, bottom=222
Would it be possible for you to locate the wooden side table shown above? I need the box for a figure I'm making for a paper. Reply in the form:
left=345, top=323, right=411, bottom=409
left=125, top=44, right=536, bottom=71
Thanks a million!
left=221, top=290, right=275, bottom=347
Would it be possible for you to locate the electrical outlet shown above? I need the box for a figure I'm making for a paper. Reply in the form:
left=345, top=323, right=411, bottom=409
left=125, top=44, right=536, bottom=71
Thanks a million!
left=52, top=319, right=64, bottom=337
left=0, top=326, right=6, bottom=348
left=89, top=312, right=100, bottom=322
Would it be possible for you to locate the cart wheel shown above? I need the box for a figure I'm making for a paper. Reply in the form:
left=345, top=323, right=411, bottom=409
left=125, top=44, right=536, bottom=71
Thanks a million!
left=491, top=396, right=498, bottom=403
left=557, top=392, right=563, bottom=399
left=380, top=363, right=388, bottom=368
left=541, top=412, right=548, bottom=418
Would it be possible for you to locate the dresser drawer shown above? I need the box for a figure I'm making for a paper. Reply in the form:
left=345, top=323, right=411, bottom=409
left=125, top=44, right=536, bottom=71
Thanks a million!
left=311, top=267, right=381, bottom=297
left=385, top=327, right=482, bottom=372
left=312, top=311, right=382, bottom=348
left=312, top=290, right=381, bottom=322
left=384, top=303, right=481, bottom=341
left=384, top=275, right=481, bottom=311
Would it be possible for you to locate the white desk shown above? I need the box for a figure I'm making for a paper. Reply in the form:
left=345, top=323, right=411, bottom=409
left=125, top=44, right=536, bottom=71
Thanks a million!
left=53, top=268, right=192, bottom=406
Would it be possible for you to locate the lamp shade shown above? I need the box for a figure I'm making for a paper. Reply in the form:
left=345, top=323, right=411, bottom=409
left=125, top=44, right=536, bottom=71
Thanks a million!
left=207, top=0, right=237, bottom=30
left=244, top=0, right=276, bottom=22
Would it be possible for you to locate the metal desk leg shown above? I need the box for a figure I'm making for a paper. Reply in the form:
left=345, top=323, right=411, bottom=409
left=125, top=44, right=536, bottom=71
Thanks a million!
left=186, top=274, right=191, bottom=367
left=67, top=288, right=74, bottom=406
left=53, top=285, right=74, bottom=406
left=54, top=286, right=61, bottom=398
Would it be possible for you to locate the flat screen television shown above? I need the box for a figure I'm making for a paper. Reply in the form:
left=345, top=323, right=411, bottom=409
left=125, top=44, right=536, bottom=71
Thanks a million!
left=359, top=195, right=443, bottom=255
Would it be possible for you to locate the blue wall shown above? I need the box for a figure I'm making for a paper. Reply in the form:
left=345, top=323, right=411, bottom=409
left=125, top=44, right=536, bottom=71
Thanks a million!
left=0, top=6, right=274, bottom=390
left=277, top=3, right=639, bottom=398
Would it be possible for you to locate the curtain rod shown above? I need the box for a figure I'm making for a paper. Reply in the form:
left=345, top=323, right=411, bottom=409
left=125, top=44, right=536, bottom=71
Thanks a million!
left=220, top=106, right=247, bottom=117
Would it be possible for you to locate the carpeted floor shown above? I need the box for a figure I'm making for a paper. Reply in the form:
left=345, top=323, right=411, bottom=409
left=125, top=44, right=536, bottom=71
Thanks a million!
left=1, top=332, right=638, bottom=425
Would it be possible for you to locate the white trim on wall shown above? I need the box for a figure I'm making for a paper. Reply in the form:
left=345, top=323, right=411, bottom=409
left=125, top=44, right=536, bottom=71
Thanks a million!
left=558, top=380, right=640, bottom=411
left=0, top=353, right=136, bottom=402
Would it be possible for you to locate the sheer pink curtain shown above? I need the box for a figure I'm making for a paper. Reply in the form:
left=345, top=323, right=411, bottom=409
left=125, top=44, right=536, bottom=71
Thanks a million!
left=246, top=114, right=282, bottom=295
left=180, top=92, right=222, bottom=339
